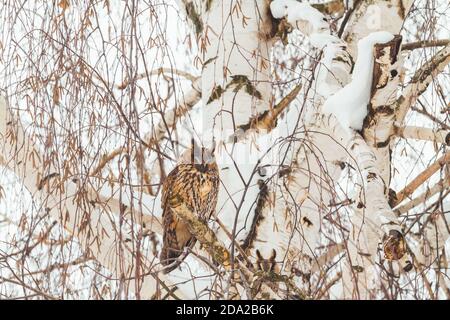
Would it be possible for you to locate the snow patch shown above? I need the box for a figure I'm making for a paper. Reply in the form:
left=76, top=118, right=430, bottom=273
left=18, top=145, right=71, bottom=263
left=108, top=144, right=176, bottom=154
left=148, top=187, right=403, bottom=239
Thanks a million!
left=309, top=33, right=344, bottom=49
left=270, top=0, right=329, bottom=33
left=322, top=31, right=394, bottom=131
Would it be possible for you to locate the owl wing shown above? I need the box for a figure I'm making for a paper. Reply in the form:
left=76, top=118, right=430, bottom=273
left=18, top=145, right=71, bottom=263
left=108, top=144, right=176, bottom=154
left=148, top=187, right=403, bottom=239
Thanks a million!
left=202, top=168, right=220, bottom=221
left=161, top=166, right=178, bottom=212
left=160, top=165, right=196, bottom=272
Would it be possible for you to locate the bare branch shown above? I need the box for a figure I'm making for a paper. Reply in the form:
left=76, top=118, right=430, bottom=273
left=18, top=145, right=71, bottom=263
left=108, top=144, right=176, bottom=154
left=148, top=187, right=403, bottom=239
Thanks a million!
left=116, top=68, right=198, bottom=90
left=402, top=39, right=450, bottom=51
left=391, top=151, right=450, bottom=207
left=0, top=95, right=176, bottom=299
left=167, top=194, right=285, bottom=299
left=396, top=44, right=450, bottom=124
left=394, top=179, right=449, bottom=215
left=228, top=84, right=302, bottom=143
left=145, top=77, right=201, bottom=145
left=394, top=125, right=449, bottom=145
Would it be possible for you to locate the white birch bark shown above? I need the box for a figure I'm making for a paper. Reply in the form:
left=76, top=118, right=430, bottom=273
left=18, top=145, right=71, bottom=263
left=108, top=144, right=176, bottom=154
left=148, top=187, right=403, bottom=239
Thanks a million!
left=1, top=0, right=448, bottom=300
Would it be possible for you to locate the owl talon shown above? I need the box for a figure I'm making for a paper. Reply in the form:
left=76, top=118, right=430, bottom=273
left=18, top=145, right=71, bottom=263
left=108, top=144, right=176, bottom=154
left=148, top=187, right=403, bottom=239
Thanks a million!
left=383, top=230, right=406, bottom=261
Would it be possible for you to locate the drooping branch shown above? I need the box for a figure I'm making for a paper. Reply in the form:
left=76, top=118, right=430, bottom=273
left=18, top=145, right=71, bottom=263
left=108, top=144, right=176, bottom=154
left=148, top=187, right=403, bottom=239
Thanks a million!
left=90, top=147, right=126, bottom=176
left=411, top=103, right=450, bottom=130
left=199, top=0, right=273, bottom=147
left=310, top=243, right=345, bottom=274
left=409, top=195, right=450, bottom=268
left=0, top=95, right=177, bottom=299
left=89, top=77, right=201, bottom=198
left=174, top=0, right=203, bottom=37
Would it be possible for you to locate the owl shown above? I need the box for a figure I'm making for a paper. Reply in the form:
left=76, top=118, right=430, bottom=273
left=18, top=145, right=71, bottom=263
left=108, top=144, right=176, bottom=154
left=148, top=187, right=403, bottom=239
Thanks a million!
left=383, top=229, right=406, bottom=261
left=252, top=249, right=280, bottom=295
left=255, top=249, right=278, bottom=274
left=160, top=140, right=219, bottom=273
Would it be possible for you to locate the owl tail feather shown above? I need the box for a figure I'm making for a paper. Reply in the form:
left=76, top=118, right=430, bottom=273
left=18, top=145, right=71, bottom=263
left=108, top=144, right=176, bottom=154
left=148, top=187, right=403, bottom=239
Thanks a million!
left=160, top=239, right=196, bottom=274
left=160, top=247, right=184, bottom=274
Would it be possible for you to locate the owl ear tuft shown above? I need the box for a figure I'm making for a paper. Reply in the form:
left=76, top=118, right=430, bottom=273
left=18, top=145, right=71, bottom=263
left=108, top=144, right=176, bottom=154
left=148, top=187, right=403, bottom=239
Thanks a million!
left=210, top=139, right=216, bottom=155
left=190, top=138, right=202, bottom=164
left=270, top=249, right=277, bottom=261
left=190, top=138, right=195, bottom=164
left=256, top=249, right=263, bottom=260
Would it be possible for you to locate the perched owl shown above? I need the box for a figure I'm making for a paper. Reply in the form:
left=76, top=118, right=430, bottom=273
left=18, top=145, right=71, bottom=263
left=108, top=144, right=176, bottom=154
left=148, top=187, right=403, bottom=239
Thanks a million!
left=255, top=249, right=278, bottom=274
left=252, top=249, right=280, bottom=295
left=383, top=229, right=406, bottom=261
left=160, top=140, right=219, bottom=273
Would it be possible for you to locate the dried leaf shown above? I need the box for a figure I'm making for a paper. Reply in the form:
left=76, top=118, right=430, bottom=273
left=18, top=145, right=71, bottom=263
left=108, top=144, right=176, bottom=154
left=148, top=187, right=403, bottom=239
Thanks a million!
left=58, top=0, right=70, bottom=11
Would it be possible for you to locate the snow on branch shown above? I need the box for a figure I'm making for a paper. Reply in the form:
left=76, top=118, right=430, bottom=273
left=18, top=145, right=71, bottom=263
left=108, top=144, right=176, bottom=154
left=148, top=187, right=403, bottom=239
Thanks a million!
left=270, top=0, right=353, bottom=97
left=342, top=0, right=413, bottom=55
left=270, top=0, right=330, bottom=35
left=362, top=34, right=403, bottom=183
left=323, top=32, right=395, bottom=132
left=269, top=0, right=347, bottom=56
